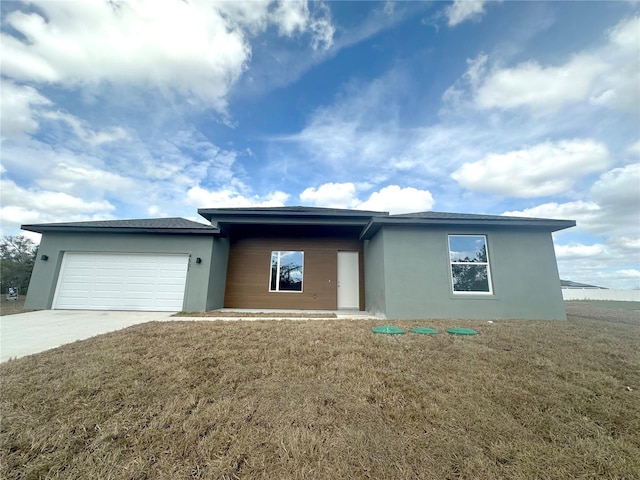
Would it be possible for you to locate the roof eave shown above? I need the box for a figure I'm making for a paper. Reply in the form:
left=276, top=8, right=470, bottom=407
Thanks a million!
left=359, top=217, right=576, bottom=240
left=198, top=207, right=387, bottom=224
left=21, top=225, right=222, bottom=236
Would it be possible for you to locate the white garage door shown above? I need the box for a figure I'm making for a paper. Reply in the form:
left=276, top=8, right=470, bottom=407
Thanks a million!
left=53, top=252, right=189, bottom=311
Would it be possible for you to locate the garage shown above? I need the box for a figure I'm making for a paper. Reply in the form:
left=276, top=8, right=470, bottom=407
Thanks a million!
left=53, top=252, right=190, bottom=311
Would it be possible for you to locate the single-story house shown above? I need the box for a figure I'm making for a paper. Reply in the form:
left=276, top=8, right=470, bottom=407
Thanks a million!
left=22, top=206, right=575, bottom=320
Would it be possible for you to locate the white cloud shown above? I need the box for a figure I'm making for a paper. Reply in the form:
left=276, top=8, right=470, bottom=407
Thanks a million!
left=588, top=163, right=640, bottom=233
left=448, top=16, right=640, bottom=114
left=0, top=125, right=252, bottom=237
left=298, top=183, right=435, bottom=214
left=501, top=165, right=640, bottom=236
left=186, top=185, right=289, bottom=209
left=284, top=113, right=402, bottom=182
left=357, top=185, right=435, bottom=214
left=0, top=179, right=115, bottom=234
left=555, top=243, right=607, bottom=259
left=445, top=1, right=491, bottom=27
left=280, top=68, right=484, bottom=185
left=1, top=1, right=335, bottom=111
left=0, top=179, right=114, bottom=214
left=608, top=14, right=640, bottom=48
left=554, top=240, right=640, bottom=290
left=0, top=80, right=51, bottom=140
left=300, top=183, right=358, bottom=208
left=503, top=163, right=640, bottom=290
left=307, top=3, right=335, bottom=51
left=591, top=16, right=640, bottom=112
left=147, top=206, right=163, bottom=217
left=383, top=1, right=395, bottom=16
left=591, top=163, right=640, bottom=209
left=451, top=139, right=610, bottom=197
left=475, top=55, right=607, bottom=113
left=441, top=55, right=488, bottom=108
left=0, top=79, right=129, bottom=146
left=18, top=231, right=43, bottom=245
left=35, top=163, right=137, bottom=196
left=503, top=200, right=601, bottom=227
left=40, top=111, right=129, bottom=146
left=216, top=0, right=334, bottom=50
left=289, top=72, right=402, bottom=169
left=0, top=140, right=140, bottom=198
left=617, top=269, right=640, bottom=279
left=272, top=0, right=309, bottom=36
left=1, top=1, right=246, bottom=111
left=627, top=140, right=640, bottom=157
left=608, top=236, right=640, bottom=252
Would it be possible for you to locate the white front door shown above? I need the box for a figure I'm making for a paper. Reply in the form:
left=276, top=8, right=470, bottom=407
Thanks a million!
left=337, top=251, right=359, bottom=309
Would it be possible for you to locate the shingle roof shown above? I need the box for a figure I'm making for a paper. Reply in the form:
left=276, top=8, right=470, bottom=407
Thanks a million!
left=560, top=279, right=607, bottom=289
left=390, top=211, right=563, bottom=222
left=21, top=209, right=576, bottom=238
left=199, top=205, right=388, bottom=220
left=360, top=210, right=576, bottom=239
left=22, top=217, right=220, bottom=235
left=203, top=206, right=387, bottom=214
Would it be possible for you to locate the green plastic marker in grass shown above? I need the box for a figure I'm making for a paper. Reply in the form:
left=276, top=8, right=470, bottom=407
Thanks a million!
left=372, top=325, right=405, bottom=335
left=411, top=327, right=439, bottom=335
left=447, top=327, right=478, bottom=336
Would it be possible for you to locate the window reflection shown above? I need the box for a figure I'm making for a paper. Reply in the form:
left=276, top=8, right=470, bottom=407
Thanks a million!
left=448, top=236, right=492, bottom=294
left=270, top=251, right=303, bottom=292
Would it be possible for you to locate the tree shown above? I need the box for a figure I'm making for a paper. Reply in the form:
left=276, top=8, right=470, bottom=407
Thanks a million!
left=278, top=261, right=303, bottom=290
left=451, top=245, right=489, bottom=292
left=0, top=236, right=38, bottom=295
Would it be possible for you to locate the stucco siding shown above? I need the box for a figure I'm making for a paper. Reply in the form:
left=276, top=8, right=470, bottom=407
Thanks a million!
left=378, top=226, right=566, bottom=320
left=206, top=237, right=230, bottom=310
left=25, top=232, right=216, bottom=312
left=363, top=231, right=386, bottom=317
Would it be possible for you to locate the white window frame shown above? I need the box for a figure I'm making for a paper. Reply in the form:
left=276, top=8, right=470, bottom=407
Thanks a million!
left=269, top=251, right=304, bottom=293
left=448, top=235, right=493, bottom=295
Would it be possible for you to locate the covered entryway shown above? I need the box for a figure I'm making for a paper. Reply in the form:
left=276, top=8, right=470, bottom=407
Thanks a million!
left=337, top=251, right=359, bottom=309
left=223, top=231, right=364, bottom=310
left=53, top=252, right=189, bottom=311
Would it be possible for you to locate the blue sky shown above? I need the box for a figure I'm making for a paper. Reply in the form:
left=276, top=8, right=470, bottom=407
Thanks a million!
left=1, top=0, right=638, bottom=289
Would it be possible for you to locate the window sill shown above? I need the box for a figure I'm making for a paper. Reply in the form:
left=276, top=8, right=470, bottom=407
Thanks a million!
left=449, top=293, right=498, bottom=300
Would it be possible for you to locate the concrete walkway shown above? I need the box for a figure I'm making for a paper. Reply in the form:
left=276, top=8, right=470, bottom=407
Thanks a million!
left=0, top=310, right=174, bottom=362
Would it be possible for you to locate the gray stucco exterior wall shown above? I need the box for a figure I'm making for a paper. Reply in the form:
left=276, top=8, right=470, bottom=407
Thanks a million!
left=368, top=226, right=566, bottom=320
left=206, top=237, right=229, bottom=311
left=363, top=230, right=386, bottom=317
left=25, top=232, right=217, bottom=312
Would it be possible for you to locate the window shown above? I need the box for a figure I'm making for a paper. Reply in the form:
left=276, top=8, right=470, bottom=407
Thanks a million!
left=270, top=251, right=304, bottom=292
left=448, top=235, right=492, bottom=294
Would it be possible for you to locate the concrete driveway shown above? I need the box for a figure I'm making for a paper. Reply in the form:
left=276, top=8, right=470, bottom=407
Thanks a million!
left=0, top=310, right=175, bottom=362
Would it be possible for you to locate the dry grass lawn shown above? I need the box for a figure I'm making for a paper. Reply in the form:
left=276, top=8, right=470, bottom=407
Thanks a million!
left=1, top=302, right=639, bottom=479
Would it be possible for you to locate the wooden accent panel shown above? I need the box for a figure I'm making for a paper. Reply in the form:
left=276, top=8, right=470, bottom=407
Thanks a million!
left=224, top=236, right=364, bottom=310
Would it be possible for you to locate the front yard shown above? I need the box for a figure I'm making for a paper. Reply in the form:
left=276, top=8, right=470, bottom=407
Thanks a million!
left=1, top=302, right=639, bottom=479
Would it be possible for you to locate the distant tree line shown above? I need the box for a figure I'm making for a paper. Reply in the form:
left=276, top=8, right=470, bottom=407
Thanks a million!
left=1, top=236, right=37, bottom=295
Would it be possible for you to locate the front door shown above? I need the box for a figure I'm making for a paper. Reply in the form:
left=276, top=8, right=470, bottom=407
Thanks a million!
left=337, top=251, right=359, bottom=309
